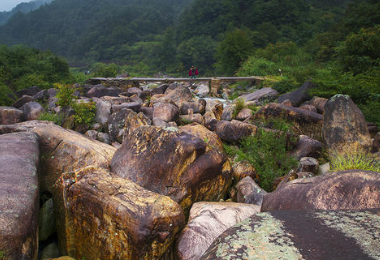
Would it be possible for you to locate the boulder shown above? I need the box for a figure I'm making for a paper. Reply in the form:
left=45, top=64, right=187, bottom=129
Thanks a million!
left=372, top=132, right=380, bottom=153
left=97, top=132, right=110, bottom=144
left=12, top=95, right=35, bottom=108
left=299, top=104, right=317, bottom=113
left=233, top=176, right=267, bottom=206
left=277, top=81, right=316, bottom=106
left=221, top=105, right=234, bottom=121
left=112, top=101, right=142, bottom=113
left=254, top=103, right=324, bottom=141
left=140, top=106, right=154, bottom=120
left=93, top=98, right=111, bottom=125
left=180, top=114, right=205, bottom=125
left=295, top=135, right=324, bottom=159
left=108, top=108, right=151, bottom=143
left=201, top=209, right=380, bottom=260
left=86, top=86, right=122, bottom=98
left=21, top=101, right=45, bottom=121
left=164, top=86, right=193, bottom=107
left=39, top=198, right=55, bottom=242
left=153, top=118, right=171, bottom=128
left=180, top=99, right=206, bottom=115
left=307, top=96, right=328, bottom=114
left=231, top=161, right=258, bottom=184
left=194, top=84, right=210, bottom=98
left=176, top=202, right=260, bottom=260
left=298, top=157, right=319, bottom=174
left=52, top=168, right=185, bottom=259
left=110, top=126, right=232, bottom=212
left=126, top=87, right=142, bottom=97
left=0, top=132, right=39, bottom=260
left=239, top=87, right=279, bottom=103
left=16, top=85, right=41, bottom=98
left=152, top=84, right=169, bottom=95
left=31, top=123, right=116, bottom=192
left=235, top=108, right=252, bottom=121
left=153, top=102, right=180, bottom=123
left=262, top=170, right=380, bottom=211
left=84, top=130, right=98, bottom=140
left=215, top=120, right=257, bottom=143
left=367, top=122, right=378, bottom=138
left=0, top=106, right=23, bottom=125
left=179, top=123, right=224, bottom=152
left=203, top=111, right=218, bottom=131
left=323, top=94, right=372, bottom=152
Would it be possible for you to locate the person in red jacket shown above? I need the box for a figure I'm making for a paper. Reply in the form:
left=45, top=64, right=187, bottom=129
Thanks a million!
left=189, top=65, right=199, bottom=79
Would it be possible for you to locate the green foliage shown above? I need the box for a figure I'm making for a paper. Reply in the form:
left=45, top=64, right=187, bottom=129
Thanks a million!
left=329, top=149, right=380, bottom=172
left=72, top=101, right=96, bottom=126
left=0, top=82, right=13, bottom=106
left=38, top=112, right=64, bottom=125
left=91, top=62, right=119, bottom=78
left=232, top=98, right=245, bottom=118
left=55, top=83, right=75, bottom=107
left=224, top=120, right=298, bottom=191
left=335, top=25, right=380, bottom=74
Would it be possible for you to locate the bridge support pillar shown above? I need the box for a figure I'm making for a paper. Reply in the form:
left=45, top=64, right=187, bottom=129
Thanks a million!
left=210, top=79, right=222, bottom=97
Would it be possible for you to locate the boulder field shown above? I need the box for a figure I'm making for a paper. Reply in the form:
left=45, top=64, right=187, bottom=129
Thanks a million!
left=0, top=81, right=379, bottom=259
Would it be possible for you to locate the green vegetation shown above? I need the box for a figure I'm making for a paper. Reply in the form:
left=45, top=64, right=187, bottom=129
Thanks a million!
left=232, top=98, right=246, bottom=119
left=38, top=112, right=64, bottom=125
left=224, top=120, right=298, bottom=191
left=55, top=83, right=75, bottom=107
left=329, top=149, right=380, bottom=172
left=72, top=101, right=96, bottom=126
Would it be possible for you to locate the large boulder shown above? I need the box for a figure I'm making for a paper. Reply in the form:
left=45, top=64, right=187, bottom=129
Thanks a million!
left=164, top=86, right=193, bottom=107
left=239, top=87, right=279, bottom=103
left=233, top=176, right=267, bottom=206
left=262, top=170, right=380, bottom=211
left=12, top=95, right=35, bottom=108
left=215, top=120, right=257, bottom=143
left=153, top=102, right=180, bottom=123
left=201, top=209, right=380, bottom=260
left=93, top=97, right=111, bottom=125
left=323, top=94, right=372, bottom=152
left=31, top=123, right=116, bottom=192
left=0, top=106, right=23, bottom=125
left=108, top=108, right=151, bottom=143
left=180, top=99, right=206, bottom=115
left=277, top=81, right=316, bottom=106
left=294, top=135, right=324, bottom=159
left=179, top=123, right=224, bottom=152
left=52, top=168, right=185, bottom=260
left=176, top=202, right=260, bottom=260
left=110, top=126, right=232, bottom=212
left=0, top=132, right=40, bottom=260
left=254, top=103, right=324, bottom=141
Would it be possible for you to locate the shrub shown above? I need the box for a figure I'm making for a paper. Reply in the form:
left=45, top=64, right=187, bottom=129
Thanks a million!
left=72, top=101, right=96, bottom=127
left=55, top=83, right=75, bottom=107
left=232, top=98, right=245, bottom=118
left=224, top=119, right=298, bottom=191
left=329, top=149, right=380, bottom=172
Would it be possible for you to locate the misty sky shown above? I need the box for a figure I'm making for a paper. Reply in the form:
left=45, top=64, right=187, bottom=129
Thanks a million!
left=0, top=0, right=33, bottom=12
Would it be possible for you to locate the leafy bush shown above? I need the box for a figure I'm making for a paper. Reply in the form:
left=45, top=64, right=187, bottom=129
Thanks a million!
left=224, top=120, right=298, bottom=191
left=55, top=83, right=75, bottom=107
left=329, top=149, right=380, bottom=172
left=72, top=101, right=96, bottom=126
left=232, top=98, right=245, bottom=118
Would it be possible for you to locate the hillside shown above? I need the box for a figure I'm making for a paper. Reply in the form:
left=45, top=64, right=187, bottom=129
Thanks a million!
left=0, top=0, right=53, bottom=25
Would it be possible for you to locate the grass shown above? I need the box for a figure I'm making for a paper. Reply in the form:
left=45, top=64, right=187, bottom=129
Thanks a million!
left=329, top=149, right=380, bottom=172
left=38, top=112, right=64, bottom=125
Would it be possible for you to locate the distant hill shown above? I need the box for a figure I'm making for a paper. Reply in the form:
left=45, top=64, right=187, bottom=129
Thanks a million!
left=0, top=0, right=54, bottom=25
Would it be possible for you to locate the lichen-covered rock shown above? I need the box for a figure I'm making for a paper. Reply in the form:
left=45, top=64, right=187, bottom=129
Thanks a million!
left=108, top=108, right=151, bottom=143
left=176, top=202, right=260, bottom=260
left=0, top=132, right=40, bottom=260
left=231, top=161, right=258, bottom=185
left=235, top=108, right=252, bottom=121
left=179, top=123, right=224, bottom=152
left=221, top=105, right=234, bottom=121
left=180, top=114, right=205, bottom=125
left=323, top=94, right=372, bottom=152
left=262, top=170, right=380, bottom=211
left=0, top=106, right=23, bottom=125
left=52, top=168, right=185, bottom=260
left=201, top=209, right=380, bottom=260
left=254, top=103, right=323, bottom=141
left=180, top=99, right=206, bottom=115
left=216, top=120, right=257, bottom=143
left=110, top=126, right=232, bottom=212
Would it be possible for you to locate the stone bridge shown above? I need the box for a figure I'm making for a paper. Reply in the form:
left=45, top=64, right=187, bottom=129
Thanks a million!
left=87, top=76, right=265, bottom=96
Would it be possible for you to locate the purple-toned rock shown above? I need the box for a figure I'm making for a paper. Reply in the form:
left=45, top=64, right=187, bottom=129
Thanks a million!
left=180, top=99, right=206, bottom=115
left=221, top=106, right=234, bottom=121
left=307, top=96, right=328, bottom=114
left=176, top=202, right=260, bottom=260
left=295, top=135, right=324, bottom=159
left=299, top=104, right=317, bottom=113
left=93, top=98, right=111, bottom=125
left=0, top=132, right=39, bottom=260
left=21, top=101, right=45, bottom=121
left=86, top=86, right=122, bottom=98
left=236, top=108, right=252, bottom=121
left=234, top=176, right=267, bottom=206
left=12, top=95, right=35, bottom=108
left=277, top=81, right=316, bottom=106
left=16, top=86, right=41, bottom=98
left=180, top=114, right=205, bottom=125
left=262, top=170, right=380, bottom=211
left=153, top=102, right=180, bottom=122
left=239, top=87, right=279, bottom=103
left=216, top=120, right=257, bottom=143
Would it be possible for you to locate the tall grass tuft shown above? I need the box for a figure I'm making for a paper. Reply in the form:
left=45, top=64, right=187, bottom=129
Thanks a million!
left=329, top=149, right=380, bottom=172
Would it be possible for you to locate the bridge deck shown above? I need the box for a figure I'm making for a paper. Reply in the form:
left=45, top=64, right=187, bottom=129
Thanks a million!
left=89, top=76, right=264, bottom=83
